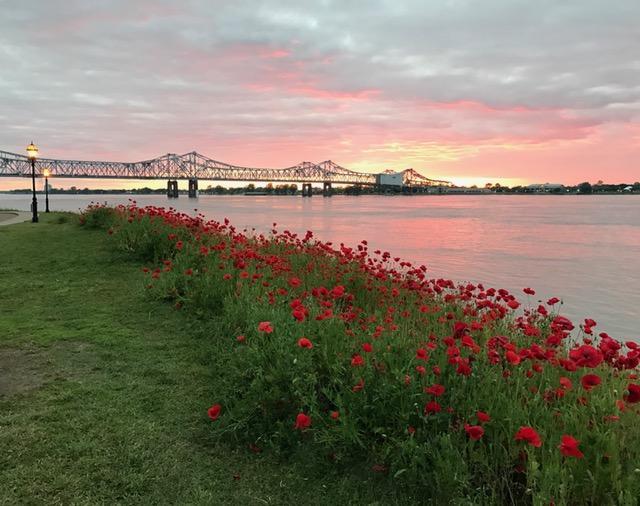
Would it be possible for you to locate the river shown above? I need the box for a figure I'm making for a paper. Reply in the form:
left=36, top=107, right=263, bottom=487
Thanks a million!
left=2, top=193, right=638, bottom=341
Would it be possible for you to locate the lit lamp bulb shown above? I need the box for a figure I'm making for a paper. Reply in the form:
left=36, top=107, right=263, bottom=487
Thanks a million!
left=26, top=141, right=39, bottom=160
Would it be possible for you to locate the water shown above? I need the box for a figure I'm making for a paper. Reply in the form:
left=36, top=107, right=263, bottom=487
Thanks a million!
left=2, top=192, right=638, bottom=340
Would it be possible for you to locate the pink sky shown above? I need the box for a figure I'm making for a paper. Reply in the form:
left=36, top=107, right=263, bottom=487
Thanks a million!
left=1, top=1, right=639, bottom=189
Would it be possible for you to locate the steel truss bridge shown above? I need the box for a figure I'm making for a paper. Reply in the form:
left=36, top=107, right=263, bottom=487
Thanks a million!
left=0, top=149, right=452, bottom=196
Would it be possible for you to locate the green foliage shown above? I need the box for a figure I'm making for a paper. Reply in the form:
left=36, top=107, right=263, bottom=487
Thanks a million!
left=0, top=214, right=415, bottom=505
left=78, top=204, right=640, bottom=505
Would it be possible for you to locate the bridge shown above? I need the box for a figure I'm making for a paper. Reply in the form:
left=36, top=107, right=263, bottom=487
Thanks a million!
left=0, top=149, right=452, bottom=197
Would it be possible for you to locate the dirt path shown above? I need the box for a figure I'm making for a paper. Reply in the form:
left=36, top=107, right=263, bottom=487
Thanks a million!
left=0, top=211, right=31, bottom=226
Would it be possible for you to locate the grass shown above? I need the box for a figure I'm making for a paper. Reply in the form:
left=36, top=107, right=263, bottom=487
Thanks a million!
left=0, top=213, right=412, bottom=505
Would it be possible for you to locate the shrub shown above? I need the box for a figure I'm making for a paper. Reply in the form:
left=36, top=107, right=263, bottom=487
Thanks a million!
left=81, top=203, right=640, bottom=505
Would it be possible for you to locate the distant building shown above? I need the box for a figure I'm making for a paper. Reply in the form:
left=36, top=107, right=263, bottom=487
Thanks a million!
left=526, top=183, right=565, bottom=193
left=376, top=171, right=404, bottom=187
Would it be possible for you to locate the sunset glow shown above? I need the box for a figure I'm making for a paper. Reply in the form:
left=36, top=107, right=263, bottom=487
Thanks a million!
left=1, top=1, right=638, bottom=188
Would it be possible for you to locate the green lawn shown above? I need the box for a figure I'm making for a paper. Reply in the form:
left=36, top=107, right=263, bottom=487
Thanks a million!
left=0, top=214, right=411, bottom=505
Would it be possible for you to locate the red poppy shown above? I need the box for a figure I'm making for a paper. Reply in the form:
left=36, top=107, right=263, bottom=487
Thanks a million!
left=624, top=383, right=640, bottom=403
left=298, top=337, right=313, bottom=349
left=258, top=321, right=273, bottom=333
left=558, top=435, right=584, bottom=459
left=424, top=401, right=441, bottom=415
left=288, top=277, right=301, bottom=288
left=294, top=412, right=312, bottom=430
left=351, top=354, right=365, bottom=367
left=523, top=287, right=535, bottom=295
left=425, top=384, right=445, bottom=397
left=416, top=348, right=429, bottom=361
left=505, top=350, right=521, bottom=365
left=581, top=374, right=601, bottom=391
left=362, top=342, right=373, bottom=353
left=331, top=285, right=345, bottom=298
left=207, top=404, right=222, bottom=421
left=559, top=376, right=572, bottom=390
left=507, top=299, right=520, bottom=310
left=476, top=411, right=491, bottom=423
left=569, top=345, right=603, bottom=368
left=236, top=335, right=246, bottom=343
left=464, top=424, right=484, bottom=440
left=292, top=308, right=306, bottom=322
left=330, top=411, right=340, bottom=420
left=514, top=426, right=542, bottom=447
left=415, top=365, right=426, bottom=376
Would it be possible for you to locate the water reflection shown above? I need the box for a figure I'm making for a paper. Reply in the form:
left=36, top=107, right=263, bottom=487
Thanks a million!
left=2, top=193, right=638, bottom=339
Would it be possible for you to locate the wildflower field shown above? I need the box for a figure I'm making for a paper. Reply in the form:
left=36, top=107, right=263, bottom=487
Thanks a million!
left=82, top=203, right=640, bottom=505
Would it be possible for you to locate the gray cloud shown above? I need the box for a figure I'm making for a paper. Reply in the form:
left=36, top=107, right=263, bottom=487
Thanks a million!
left=0, top=0, right=638, bottom=164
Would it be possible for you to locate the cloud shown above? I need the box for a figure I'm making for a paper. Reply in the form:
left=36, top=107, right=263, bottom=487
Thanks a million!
left=0, top=0, right=638, bottom=183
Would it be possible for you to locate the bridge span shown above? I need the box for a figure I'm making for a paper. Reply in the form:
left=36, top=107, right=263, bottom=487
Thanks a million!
left=0, top=149, right=452, bottom=197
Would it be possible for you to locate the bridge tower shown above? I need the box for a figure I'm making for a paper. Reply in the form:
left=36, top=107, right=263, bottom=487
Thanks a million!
left=322, top=182, right=332, bottom=197
left=188, top=178, right=198, bottom=198
left=167, top=180, right=178, bottom=198
left=302, top=183, right=313, bottom=197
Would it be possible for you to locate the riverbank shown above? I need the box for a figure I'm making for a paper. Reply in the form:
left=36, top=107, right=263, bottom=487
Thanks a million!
left=0, top=214, right=403, bottom=505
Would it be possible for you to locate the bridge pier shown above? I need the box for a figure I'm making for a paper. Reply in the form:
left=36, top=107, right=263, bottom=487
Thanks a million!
left=188, top=178, right=198, bottom=198
left=322, top=182, right=332, bottom=197
left=302, top=183, right=313, bottom=197
left=167, top=180, right=178, bottom=198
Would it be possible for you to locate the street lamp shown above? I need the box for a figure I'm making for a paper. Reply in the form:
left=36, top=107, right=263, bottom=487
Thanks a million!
left=42, top=167, right=51, bottom=213
left=26, top=141, right=39, bottom=223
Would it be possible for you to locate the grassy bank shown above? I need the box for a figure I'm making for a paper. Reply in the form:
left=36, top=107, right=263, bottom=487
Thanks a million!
left=0, top=214, right=405, bottom=505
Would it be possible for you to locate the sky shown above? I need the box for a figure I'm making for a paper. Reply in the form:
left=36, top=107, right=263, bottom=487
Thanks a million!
left=1, top=0, right=639, bottom=189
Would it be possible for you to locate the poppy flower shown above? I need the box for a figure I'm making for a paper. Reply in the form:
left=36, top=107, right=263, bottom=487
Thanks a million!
left=624, top=383, right=640, bottom=403
left=464, top=424, right=484, bottom=440
left=424, top=401, right=441, bottom=415
left=207, top=404, right=222, bottom=421
left=330, top=411, right=340, bottom=420
left=425, top=384, right=445, bottom=397
left=569, top=345, right=603, bottom=368
left=505, top=350, right=521, bottom=365
left=294, top=412, right=312, bottom=430
left=523, top=287, right=535, bottom=295
left=258, top=321, right=273, bottom=333
left=236, top=335, right=246, bottom=343
left=514, top=426, right=542, bottom=447
left=415, top=365, right=426, bottom=376
left=476, top=411, right=491, bottom=423
left=558, top=435, right=584, bottom=459
left=581, top=374, right=601, bottom=391
left=416, top=348, right=429, bottom=361
left=288, top=277, right=301, bottom=288
left=507, top=299, right=520, bottom=310
left=559, top=377, right=572, bottom=390
left=362, top=342, right=373, bottom=353
left=351, top=354, right=365, bottom=367
left=298, top=337, right=313, bottom=349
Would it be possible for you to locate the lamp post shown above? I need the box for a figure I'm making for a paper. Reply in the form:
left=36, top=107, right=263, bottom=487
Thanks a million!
left=43, top=167, right=51, bottom=213
left=26, top=141, right=39, bottom=223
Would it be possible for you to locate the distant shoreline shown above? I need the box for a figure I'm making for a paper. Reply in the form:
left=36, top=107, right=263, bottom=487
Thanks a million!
left=1, top=190, right=639, bottom=196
